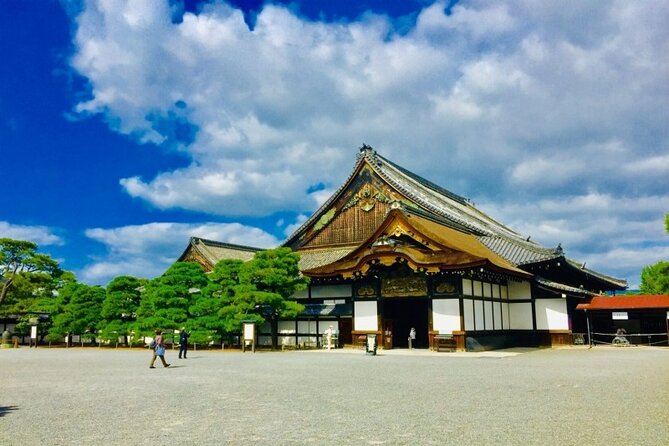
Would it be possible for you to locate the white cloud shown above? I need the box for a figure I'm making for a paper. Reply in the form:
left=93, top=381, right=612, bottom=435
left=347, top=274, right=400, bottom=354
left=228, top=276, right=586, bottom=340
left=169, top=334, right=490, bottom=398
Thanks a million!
left=0, top=221, right=64, bottom=246
left=79, top=222, right=279, bottom=284
left=68, top=0, right=669, bottom=287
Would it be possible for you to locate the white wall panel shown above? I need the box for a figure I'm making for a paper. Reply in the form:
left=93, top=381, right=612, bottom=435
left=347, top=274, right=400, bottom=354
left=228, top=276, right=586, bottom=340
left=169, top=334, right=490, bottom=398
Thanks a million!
left=494, top=301, right=502, bottom=330
left=354, top=301, right=378, bottom=331
left=464, top=299, right=475, bottom=330
left=484, top=301, right=493, bottom=330
left=311, top=284, right=352, bottom=298
left=483, top=282, right=492, bottom=298
left=278, top=321, right=295, bottom=334
left=509, top=302, right=534, bottom=329
left=298, top=320, right=318, bottom=334
left=462, top=279, right=473, bottom=296
left=474, top=300, right=484, bottom=330
left=432, top=299, right=461, bottom=334
left=502, top=302, right=510, bottom=329
left=473, top=281, right=483, bottom=297
left=508, top=281, right=531, bottom=300
left=535, top=299, right=569, bottom=330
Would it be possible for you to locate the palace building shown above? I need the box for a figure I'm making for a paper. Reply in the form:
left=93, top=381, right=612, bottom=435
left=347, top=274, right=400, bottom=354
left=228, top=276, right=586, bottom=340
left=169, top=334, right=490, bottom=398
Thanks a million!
left=178, top=146, right=627, bottom=350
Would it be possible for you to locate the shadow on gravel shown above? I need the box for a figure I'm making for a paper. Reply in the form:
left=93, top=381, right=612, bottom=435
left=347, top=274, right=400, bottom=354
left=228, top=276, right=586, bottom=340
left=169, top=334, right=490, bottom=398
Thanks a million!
left=0, top=406, right=19, bottom=417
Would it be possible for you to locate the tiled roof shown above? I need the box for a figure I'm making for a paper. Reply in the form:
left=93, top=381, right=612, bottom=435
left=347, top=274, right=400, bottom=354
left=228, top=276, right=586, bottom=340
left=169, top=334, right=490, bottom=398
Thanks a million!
left=279, top=147, right=626, bottom=290
left=479, top=235, right=560, bottom=266
left=371, top=150, right=525, bottom=240
left=297, top=246, right=357, bottom=271
left=564, top=259, right=627, bottom=289
left=180, top=237, right=260, bottom=267
left=576, top=295, right=669, bottom=310
left=535, top=277, right=594, bottom=296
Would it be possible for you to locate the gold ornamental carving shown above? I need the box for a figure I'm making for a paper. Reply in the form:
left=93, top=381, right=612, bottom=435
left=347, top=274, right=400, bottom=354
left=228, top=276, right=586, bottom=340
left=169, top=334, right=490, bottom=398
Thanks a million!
left=381, top=276, right=427, bottom=297
left=435, top=281, right=457, bottom=295
left=313, top=207, right=336, bottom=231
left=344, top=183, right=394, bottom=212
left=356, top=285, right=376, bottom=297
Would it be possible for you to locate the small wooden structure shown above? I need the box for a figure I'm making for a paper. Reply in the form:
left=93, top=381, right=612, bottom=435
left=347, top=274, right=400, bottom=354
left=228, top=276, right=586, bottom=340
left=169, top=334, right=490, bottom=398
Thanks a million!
left=576, top=295, right=669, bottom=346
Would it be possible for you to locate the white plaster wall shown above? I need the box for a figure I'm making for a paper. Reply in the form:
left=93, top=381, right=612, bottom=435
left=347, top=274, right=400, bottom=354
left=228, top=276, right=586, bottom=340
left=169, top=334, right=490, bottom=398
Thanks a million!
left=298, top=320, right=319, bottom=334
left=278, top=321, right=295, bottom=334
left=474, top=300, right=484, bottom=330
left=535, top=299, right=569, bottom=330
left=473, top=281, right=483, bottom=296
left=483, top=282, right=492, bottom=298
left=484, top=301, right=493, bottom=329
left=319, top=320, right=340, bottom=334
left=354, top=301, right=378, bottom=331
left=508, top=281, right=531, bottom=300
left=311, top=284, right=352, bottom=298
left=494, top=301, right=502, bottom=329
left=502, top=302, right=510, bottom=329
left=509, top=302, right=534, bottom=329
left=432, top=299, right=461, bottom=333
left=462, top=279, right=473, bottom=296
left=463, top=299, right=475, bottom=330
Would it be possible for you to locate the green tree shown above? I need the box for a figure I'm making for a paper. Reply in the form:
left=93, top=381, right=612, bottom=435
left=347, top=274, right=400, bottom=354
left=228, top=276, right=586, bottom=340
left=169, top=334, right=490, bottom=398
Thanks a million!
left=19, top=271, right=78, bottom=342
left=0, top=238, right=61, bottom=306
left=639, top=261, right=669, bottom=294
left=236, top=247, right=308, bottom=349
left=48, top=282, right=105, bottom=345
left=135, top=262, right=209, bottom=338
left=189, top=259, right=245, bottom=345
left=98, top=276, right=144, bottom=346
left=638, top=213, right=669, bottom=295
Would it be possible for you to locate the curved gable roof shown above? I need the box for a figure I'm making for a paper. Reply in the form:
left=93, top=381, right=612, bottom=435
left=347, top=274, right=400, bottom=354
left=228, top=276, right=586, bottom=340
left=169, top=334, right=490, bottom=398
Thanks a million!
left=303, top=208, right=532, bottom=279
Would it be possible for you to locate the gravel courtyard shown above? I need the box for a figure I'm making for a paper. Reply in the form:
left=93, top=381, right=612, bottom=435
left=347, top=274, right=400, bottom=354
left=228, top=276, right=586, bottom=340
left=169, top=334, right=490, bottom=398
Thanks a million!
left=1, top=346, right=668, bottom=445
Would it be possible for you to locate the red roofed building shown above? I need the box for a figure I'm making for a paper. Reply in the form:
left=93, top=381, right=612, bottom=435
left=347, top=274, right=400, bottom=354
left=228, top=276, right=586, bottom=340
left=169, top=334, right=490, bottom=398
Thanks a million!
left=576, top=295, right=669, bottom=346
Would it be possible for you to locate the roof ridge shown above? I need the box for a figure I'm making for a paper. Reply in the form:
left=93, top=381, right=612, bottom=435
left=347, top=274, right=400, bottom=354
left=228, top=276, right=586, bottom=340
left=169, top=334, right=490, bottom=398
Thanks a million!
left=373, top=151, right=470, bottom=205
left=368, top=150, right=529, bottom=240
left=191, top=237, right=261, bottom=252
left=565, top=258, right=628, bottom=287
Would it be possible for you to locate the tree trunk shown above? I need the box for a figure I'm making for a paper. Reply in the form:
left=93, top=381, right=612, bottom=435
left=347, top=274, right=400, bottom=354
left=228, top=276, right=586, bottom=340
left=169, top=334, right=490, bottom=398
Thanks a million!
left=0, top=278, right=13, bottom=305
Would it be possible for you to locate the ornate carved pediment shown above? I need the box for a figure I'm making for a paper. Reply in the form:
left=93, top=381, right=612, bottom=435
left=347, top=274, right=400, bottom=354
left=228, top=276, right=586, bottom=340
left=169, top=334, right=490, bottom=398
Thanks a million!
left=381, top=276, right=427, bottom=297
left=343, top=183, right=395, bottom=213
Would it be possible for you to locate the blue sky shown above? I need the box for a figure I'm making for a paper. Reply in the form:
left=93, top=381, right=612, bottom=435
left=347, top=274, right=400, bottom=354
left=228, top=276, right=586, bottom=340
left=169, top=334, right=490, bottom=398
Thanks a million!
left=1, top=0, right=667, bottom=287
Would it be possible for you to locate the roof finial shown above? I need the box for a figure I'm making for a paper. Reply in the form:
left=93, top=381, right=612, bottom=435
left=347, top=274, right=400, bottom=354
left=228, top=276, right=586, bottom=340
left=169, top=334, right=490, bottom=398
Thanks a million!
left=359, top=143, right=374, bottom=155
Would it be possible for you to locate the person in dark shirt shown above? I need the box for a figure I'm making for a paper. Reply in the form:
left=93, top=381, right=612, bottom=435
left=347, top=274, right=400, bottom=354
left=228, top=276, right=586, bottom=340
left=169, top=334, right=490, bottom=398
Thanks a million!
left=179, top=328, right=190, bottom=359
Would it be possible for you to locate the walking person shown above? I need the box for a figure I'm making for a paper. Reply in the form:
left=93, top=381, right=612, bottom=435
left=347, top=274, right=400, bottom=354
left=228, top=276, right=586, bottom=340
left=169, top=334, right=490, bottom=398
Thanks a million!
left=149, top=329, right=170, bottom=369
left=178, top=327, right=190, bottom=359
left=324, top=325, right=334, bottom=350
left=409, top=327, right=416, bottom=350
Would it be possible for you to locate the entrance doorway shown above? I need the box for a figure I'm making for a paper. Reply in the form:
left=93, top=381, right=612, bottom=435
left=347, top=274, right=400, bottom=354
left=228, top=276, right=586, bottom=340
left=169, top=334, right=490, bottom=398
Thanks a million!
left=381, top=298, right=429, bottom=348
